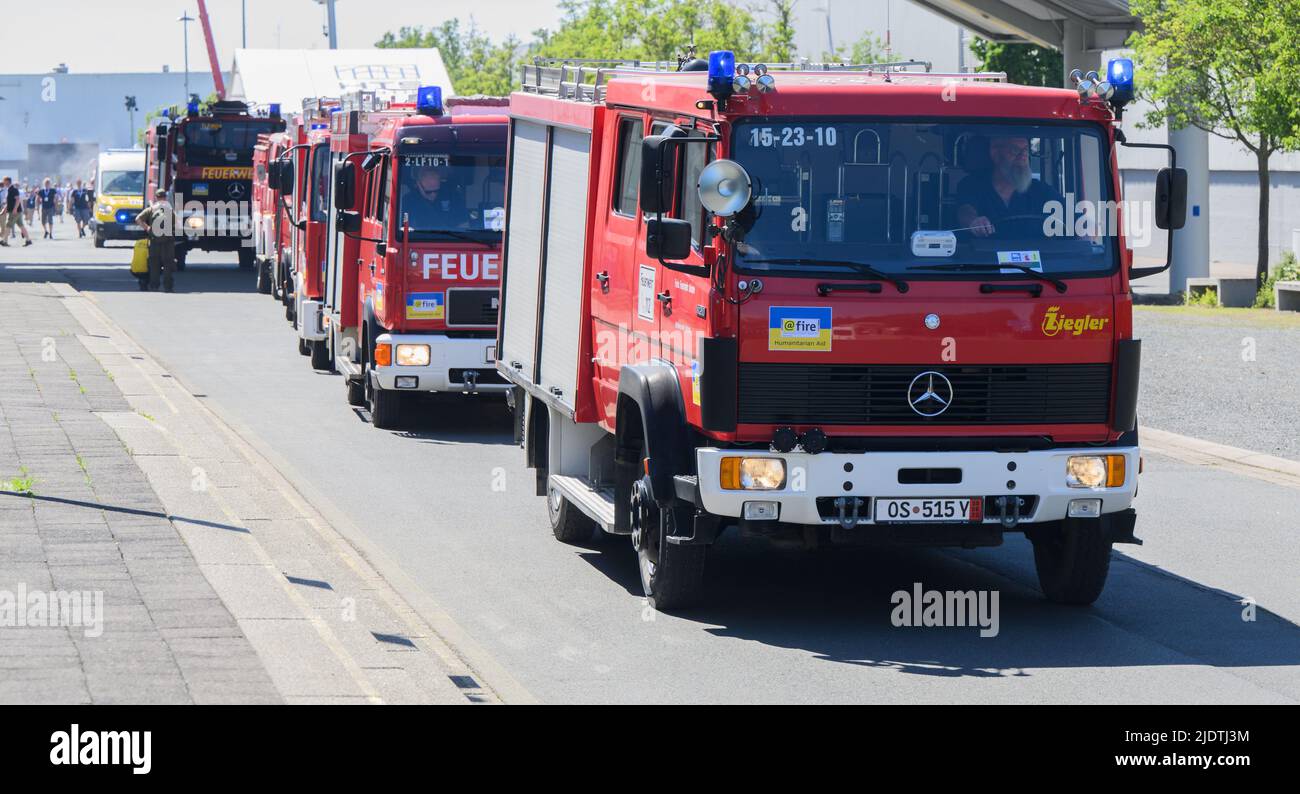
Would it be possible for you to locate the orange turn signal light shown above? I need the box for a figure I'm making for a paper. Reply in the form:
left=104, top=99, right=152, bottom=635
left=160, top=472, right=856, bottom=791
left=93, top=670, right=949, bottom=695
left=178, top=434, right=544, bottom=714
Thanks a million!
left=720, top=457, right=740, bottom=490
left=1105, top=454, right=1126, bottom=487
left=374, top=343, right=392, bottom=367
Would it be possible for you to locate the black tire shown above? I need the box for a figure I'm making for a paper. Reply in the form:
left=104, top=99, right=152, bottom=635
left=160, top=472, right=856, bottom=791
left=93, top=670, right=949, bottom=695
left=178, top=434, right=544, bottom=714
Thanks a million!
left=547, top=483, right=596, bottom=544
left=256, top=260, right=272, bottom=294
left=309, top=338, right=331, bottom=371
left=174, top=247, right=187, bottom=271
left=346, top=378, right=365, bottom=407
left=238, top=248, right=256, bottom=270
left=297, top=336, right=311, bottom=356
left=630, top=469, right=706, bottom=611
left=369, top=385, right=402, bottom=429
left=1031, top=519, right=1113, bottom=605
left=93, top=234, right=105, bottom=249
left=137, top=275, right=149, bottom=291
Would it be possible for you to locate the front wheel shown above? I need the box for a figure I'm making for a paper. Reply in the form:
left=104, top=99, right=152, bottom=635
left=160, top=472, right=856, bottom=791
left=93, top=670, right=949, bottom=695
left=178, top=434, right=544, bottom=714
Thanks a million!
left=256, top=260, right=271, bottom=294
left=1031, top=519, right=1113, bottom=605
left=93, top=234, right=105, bottom=249
left=547, top=484, right=596, bottom=544
left=630, top=476, right=706, bottom=611
left=309, top=338, right=331, bottom=371
left=369, top=385, right=403, bottom=429
left=174, top=247, right=187, bottom=271
left=345, top=378, right=365, bottom=407
left=238, top=248, right=255, bottom=270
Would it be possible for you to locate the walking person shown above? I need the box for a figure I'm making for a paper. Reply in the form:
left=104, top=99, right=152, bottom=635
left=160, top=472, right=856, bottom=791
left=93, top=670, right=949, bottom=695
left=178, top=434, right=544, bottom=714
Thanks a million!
left=0, top=177, right=34, bottom=247
left=23, top=184, right=36, bottom=229
left=70, top=179, right=93, bottom=238
left=37, top=178, right=58, bottom=239
left=136, top=189, right=176, bottom=292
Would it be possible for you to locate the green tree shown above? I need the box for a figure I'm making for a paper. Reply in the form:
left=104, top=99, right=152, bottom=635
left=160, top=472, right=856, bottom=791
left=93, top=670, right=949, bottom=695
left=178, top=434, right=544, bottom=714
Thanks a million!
left=533, top=0, right=762, bottom=62
left=969, top=37, right=1063, bottom=87
left=377, top=19, right=522, bottom=96
left=1129, top=0, right=1300, bottom=285
left=763, top=0, right=798, bottom=63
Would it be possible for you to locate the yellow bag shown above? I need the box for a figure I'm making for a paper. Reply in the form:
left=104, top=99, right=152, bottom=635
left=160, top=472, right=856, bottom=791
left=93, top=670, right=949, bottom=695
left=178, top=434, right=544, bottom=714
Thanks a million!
left=130, top=239, right=150, bottom=275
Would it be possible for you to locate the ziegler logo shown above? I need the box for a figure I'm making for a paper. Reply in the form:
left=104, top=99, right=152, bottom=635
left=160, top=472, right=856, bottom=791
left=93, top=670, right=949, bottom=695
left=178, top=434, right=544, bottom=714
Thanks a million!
left=1042, top=306, right=1109, bottom=337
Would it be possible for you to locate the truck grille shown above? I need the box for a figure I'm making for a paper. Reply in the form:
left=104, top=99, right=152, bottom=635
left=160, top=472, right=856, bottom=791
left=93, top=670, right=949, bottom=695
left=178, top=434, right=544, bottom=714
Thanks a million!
left=446, top=288, right=499, bottom=327
left=738, top=363, right=1112, bottom=426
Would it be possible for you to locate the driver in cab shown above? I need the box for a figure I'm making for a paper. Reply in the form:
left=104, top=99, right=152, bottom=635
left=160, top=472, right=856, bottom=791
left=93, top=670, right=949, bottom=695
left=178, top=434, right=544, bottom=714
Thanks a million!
left=955, top=136, right=1063, bottom=239
left=400, top=163, right=467, bottom=230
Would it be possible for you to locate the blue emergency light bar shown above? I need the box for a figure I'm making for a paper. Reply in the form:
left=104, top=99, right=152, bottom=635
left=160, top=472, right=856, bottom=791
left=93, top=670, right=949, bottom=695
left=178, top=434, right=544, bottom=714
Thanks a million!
left=187, top=99, right=199, bottom=116
left=269, top=103, right=281, bottom=117
left=416, top=85, right=443, bottom=116
left=1107, top=57, right=1135, bottom=106
left=707, top=50, right=736, bottom=100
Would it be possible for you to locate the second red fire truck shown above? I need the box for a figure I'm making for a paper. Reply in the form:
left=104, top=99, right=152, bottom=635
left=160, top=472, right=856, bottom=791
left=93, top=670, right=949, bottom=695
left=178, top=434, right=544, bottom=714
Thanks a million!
left=267, top=88, right=511, bottom=428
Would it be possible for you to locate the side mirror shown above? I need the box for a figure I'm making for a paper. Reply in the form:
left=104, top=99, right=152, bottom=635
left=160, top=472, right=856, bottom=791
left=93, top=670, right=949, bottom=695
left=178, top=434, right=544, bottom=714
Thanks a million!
left=361, top=152, right=383, bottom=173
left=646, top=218, right=692, bottom=261
left=334, top=161, right=356, bottom=210
left=376, top=241, right=388, bottom=257
left=639, top=131, right=682, bottom=214
left=276, top=160, right=295, bottom=196
left=337, top=209, right=361, bottom=234
left=1154, top=166, right=1187, bottom=230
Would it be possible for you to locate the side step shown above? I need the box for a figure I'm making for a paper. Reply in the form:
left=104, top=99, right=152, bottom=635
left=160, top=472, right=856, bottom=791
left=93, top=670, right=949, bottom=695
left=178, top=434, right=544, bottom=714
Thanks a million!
left=336, top=355, right=362, bottom=380
left=549, top=475, right=617, bottom=534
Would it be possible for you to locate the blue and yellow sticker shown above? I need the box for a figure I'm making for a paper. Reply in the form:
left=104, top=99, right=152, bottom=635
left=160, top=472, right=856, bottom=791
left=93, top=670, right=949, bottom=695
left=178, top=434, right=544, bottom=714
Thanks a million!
left=406, top=292, right=444, bottom=320
left=691, top=360, right=701, bottom=406
left=768, top=306, right=832, bottom=352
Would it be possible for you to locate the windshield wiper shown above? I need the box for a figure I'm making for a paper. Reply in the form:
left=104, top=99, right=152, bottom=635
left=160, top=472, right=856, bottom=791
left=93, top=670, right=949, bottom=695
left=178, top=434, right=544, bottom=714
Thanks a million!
left=746, top=258, right=909, bottom=293
left=906, top=262, right=1067, bottom=293
left=415, top=229, right=498, bottom=247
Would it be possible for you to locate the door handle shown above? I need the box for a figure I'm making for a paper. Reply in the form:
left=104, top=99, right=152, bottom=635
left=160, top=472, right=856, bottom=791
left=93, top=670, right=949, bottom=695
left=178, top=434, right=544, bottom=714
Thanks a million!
left=656, top=290, right=672, bottom=316
left=368, top=261, right=376, bottom=274
left=595, top=271, right=609, bottom=293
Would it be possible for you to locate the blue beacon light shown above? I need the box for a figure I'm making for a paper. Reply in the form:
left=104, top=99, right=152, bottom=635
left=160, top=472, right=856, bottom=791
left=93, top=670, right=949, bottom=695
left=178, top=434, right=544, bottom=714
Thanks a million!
left=1106, top=57, right=1135, bottom=106
left=707, top=50, right=736, bottom=100
left=416, top=85, right=444, bottom=116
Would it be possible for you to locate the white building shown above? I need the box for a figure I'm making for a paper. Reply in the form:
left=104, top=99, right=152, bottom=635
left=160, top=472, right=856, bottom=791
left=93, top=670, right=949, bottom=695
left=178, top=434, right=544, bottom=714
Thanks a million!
left=226, top=48, right=453, bottom=109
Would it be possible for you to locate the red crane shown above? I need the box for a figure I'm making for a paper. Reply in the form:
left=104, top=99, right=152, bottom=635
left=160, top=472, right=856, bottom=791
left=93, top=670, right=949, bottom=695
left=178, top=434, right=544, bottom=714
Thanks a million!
left=195, top=0, right=227, bottom=99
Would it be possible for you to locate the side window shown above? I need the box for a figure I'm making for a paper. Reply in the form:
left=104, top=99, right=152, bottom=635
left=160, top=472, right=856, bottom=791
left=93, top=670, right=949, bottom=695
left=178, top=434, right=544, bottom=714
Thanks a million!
left=375, top=156, right=390, bottom=230
left=613, top=117, right=644, bottom=216
left=678, top=133, right=708, bottom=247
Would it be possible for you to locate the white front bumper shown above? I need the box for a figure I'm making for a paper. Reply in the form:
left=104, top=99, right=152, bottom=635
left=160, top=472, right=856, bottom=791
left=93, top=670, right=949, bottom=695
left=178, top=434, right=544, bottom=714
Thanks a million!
left=298, top=298, right=325, bottom=341
left=695, top=446, right=1139, bottom=526
left=371, top=332, right=505, bottom=394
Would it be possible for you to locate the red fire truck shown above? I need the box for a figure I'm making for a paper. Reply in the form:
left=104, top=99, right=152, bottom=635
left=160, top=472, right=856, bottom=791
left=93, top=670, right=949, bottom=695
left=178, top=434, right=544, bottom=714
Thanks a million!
left=279, top=100, right=342, bottom=368
left=142, top=99, right=285, bottom=269
left=252, top=124, right=293, bottom=295
left=496, top=55, right=1186, bottom=610
left=328, top=87, right=510, bottom=428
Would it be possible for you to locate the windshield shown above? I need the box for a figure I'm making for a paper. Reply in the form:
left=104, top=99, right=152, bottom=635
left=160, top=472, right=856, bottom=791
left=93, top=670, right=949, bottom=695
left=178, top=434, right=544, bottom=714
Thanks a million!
left=395, top=151, right=506, bottom=239
left=178, top=120, right=283, bottom=167
left=100, top=170, right=144, bottom=196
left=309, top=144, right=330, bottom=223
left=731, top=119, right=1116, bottom=277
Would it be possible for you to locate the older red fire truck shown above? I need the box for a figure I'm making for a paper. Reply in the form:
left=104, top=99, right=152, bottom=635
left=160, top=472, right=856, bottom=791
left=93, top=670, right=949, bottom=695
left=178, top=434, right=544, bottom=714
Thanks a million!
left=326, top=88, right=511, bottom=428
left=496, top=55, right=1186, bottom=610
left=252, top=123, right=293, bottom=295
left=142, top=98, right=285, bottom=269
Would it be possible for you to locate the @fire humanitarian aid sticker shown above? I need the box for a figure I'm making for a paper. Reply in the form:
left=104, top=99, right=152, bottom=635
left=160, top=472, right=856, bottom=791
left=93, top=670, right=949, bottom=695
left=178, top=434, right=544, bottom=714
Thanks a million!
left=769, top=306, right=832, bottom=352
left=997, top=250, right=1043, bottom=273
left=691, top=360, right=701, bottom=406
left=406, top=292, right=444, bottom=320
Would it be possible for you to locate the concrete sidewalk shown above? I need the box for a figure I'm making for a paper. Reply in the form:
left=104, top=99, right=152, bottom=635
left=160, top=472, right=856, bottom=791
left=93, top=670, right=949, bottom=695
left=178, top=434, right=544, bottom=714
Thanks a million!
left=0, top=279, right=502, bottom=704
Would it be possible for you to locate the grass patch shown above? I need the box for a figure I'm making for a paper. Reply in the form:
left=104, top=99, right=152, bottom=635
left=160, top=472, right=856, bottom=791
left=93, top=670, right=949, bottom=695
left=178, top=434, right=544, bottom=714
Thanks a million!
left=1184, top=286, right=1219, bottom=308
left=138, top=411, right=155, bottom=422
left=1136, top=304, right=1300, bottom=329
left=1, top=466, right=36, bottom=495
left=75, top=455, right=90, bottom=485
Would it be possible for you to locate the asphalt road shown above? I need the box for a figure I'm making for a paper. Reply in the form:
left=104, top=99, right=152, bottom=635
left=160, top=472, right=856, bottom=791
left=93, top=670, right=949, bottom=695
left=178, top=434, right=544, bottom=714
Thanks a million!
left=6, top=237, right=1300, bottom=703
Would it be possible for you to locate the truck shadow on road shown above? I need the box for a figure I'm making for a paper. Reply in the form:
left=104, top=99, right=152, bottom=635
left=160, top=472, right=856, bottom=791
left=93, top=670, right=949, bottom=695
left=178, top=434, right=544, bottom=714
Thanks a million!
left=381, top=394, right=516, bottom=446
left=58, top=261, right=261, bottom=294
left=579, top=533, right=1300, bottom=684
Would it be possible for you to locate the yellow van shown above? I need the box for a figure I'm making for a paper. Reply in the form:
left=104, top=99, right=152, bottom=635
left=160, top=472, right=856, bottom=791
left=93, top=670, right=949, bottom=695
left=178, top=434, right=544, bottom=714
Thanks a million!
left=93, top=149, right=146, bottom=248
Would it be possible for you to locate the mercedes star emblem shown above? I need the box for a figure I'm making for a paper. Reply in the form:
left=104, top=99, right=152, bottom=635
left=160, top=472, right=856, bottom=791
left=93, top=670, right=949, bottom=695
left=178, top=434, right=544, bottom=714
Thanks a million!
left=907, top=371, right=953, bottom=417
left=924, top=313, right=941, bottom=330
left=228, top=183, right=247, bottom=199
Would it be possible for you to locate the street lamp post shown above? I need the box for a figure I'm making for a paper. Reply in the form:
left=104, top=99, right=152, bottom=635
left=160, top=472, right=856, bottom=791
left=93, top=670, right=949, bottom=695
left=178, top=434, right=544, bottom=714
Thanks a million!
left=178, top=11, right=195, bottom=99
left=313, top=0, right=338, bottom=49
left=125, top=95, right=138, bottom=147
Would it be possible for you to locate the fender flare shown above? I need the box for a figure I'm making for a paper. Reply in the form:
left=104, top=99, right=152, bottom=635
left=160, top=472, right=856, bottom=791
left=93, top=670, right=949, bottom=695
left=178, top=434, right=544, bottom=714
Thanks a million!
left=617, top=364, right=690, bottom=504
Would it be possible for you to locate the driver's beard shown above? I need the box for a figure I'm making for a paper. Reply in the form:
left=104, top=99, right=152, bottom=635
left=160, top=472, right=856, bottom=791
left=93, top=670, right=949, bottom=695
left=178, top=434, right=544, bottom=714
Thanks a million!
left=999, top=162, right=1033, bottom=194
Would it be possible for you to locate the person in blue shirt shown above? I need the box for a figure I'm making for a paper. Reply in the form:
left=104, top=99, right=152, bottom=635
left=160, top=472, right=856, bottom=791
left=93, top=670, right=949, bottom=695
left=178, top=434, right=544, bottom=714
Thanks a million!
left=955, top=136, right=1064, bottom=241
